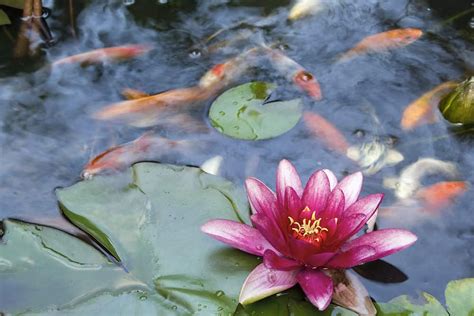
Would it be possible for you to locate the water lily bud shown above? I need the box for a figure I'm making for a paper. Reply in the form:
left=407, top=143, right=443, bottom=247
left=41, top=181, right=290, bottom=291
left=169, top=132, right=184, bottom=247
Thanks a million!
left=439, top=77, right=474, bottom=125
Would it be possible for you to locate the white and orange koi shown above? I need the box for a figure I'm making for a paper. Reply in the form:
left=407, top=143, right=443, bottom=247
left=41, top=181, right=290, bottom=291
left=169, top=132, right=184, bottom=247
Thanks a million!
left=400, top=81, right=457, bottom=130
left=264, top=48, right=322, bottom=100
left=52, top=44, right=152, bottom=66
left=338, top=28, right=423, bottom=62
left=303, top=111, right=349, bottom=154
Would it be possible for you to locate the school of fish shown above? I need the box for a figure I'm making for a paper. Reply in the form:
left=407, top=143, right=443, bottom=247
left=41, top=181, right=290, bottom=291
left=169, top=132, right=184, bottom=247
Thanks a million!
left=56, top=1, right=469, bottom=230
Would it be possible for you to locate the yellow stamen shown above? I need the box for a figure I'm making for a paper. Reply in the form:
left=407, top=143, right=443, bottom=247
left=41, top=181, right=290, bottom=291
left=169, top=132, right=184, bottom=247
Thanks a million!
left=288, top=206, right=328, bottom=239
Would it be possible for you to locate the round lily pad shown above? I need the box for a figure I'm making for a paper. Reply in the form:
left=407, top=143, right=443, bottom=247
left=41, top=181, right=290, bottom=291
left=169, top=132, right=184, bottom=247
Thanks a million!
left=439, top=77, right=474, bottom=125
left=209, top=82, right=303, bottom=140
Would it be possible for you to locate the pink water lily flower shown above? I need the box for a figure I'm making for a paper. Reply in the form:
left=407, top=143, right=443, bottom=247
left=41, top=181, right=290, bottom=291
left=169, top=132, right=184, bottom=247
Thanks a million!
left=202, top=160, right=417, bottom=310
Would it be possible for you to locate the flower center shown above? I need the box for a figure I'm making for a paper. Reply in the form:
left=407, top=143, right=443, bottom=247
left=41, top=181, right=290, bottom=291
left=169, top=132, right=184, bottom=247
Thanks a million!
left=288, top=206, right=328, bottom=245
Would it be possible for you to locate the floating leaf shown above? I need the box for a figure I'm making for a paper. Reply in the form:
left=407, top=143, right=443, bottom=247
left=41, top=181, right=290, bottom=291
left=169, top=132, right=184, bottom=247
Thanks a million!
left=0, top=8, right=11, bottom=25
left=439, top=77, right=474, bottom=125
left=234, top=288, right=356, bottom=316
left=0, top=0, right=24, bottom=9
left=2, top=163, right=259, bottom=314
left=376, top=293, right=448, bottom=316
left=445, top=278, right=474, bottom=316
left=209, top=82, right=302, bottom=140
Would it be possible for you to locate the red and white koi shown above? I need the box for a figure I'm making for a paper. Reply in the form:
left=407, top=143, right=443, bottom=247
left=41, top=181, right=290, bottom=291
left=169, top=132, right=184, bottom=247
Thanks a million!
left=264, top=48, right=322, bottom=100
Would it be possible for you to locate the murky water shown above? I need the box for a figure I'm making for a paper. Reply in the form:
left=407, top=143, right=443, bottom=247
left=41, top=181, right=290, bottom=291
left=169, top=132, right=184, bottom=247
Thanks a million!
left=1, top=0, right=473, bottom=303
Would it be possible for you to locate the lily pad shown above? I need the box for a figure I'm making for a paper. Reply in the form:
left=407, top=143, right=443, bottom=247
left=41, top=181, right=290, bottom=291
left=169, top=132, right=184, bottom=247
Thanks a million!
left=2, top=162, right=260, bottom=314
left=439, top=77, right=474, bottom=125
left=0, top=9, right=10, bottom=25
left=445, top=278, right=474, bottom=316
left=376, top=293, right=448, bottom=316
left=209, top=82, right=303, bottom=140
left=0, top=0, right=24, bottom=9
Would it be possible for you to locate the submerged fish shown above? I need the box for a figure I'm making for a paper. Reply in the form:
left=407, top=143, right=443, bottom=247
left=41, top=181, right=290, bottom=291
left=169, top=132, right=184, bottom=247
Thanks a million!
left=198, top=48, right=259, bottom=91
left=52, top=44, right=152, bottom=66
left=383, top=158, right=459, bottom=199
left=265, top=48, right=322, bottom=100
left=303, top=111, right=349, bottom=154
left=288, top=0, right=325, bottom=21
left=81, top=133, right=190, bottom=178
left=121, top=88, right=150, bottom=100
left=401, top=81, right=457, bottom=130
left=338, top=28, right=423, bottom=62
left=415, top=181, right=468, bottom=212
left=93, top=87, right=211, bottom=127
left=200, top=155, right=224, bottom=175
left=346, top=140, right=404, bottom=175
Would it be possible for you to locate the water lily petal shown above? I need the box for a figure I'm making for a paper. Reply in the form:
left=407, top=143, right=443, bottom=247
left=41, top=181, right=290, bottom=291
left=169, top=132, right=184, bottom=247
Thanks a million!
left=297, top=269, right=334, bottom=310
left=325, top=245, right=376, bottom=268
left=305, top=252, right=336, bottom=268
left=334, top=172, right=363, bottom=209
left=245, top=177, right=278, bottom=218
left=343, top=193, right=383, bottom=220
left=323, top=169, right=338, bottom=191
left=239, top=263, right=299, bottom=305
left=276, top=159, right=303, bottom=205
left=286, top=186, right=303, bottom=220
left=302, top=170, right=330, bottom=214
left=288, top=236, right=321, bottom=262
left=263, top=249, right=302, bottom=271
left=328, top=213, right=366, bottom=246
left=334, top=194, right=384, bottom=244
left=251, top=213, right=289, bottom=255
left=201, top=219, right=277, bottom=256
left=328, top=229, right=417, bottom=267
left=321, top=188, right=345, bottom=219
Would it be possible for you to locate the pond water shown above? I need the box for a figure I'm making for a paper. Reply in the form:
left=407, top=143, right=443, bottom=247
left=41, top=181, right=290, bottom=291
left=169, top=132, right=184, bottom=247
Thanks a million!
left=1, top=0, right=473, bottom=306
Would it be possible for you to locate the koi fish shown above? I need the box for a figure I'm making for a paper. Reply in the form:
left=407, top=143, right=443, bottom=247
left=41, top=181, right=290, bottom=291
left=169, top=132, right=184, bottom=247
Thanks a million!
left=200, top=155, right=223, bottom=175
left=288, top=0, right=325, bottom=21
left=415, top=181, right=468, bottom=212
left=198, top=48, right=259, bottom=91
left=346, top=140, right=404, bottom=175
left=401, top=81, right=457, bottom=130
left=338, top=28, right=423, bottom=62
left=93, top=87, right=212, bottom=127
left=81, top=133, right=190, bottom=179
left=52, top=44, right=152, bottom=66
left=265, top=48, right=322, bottom=100
left=121, top=88, right=150, bottom=100
left=383, top=158, right=459, bottom=199
left=303, top=111, right=349, bottom=154
left=372, top=180, right=468, bottom=229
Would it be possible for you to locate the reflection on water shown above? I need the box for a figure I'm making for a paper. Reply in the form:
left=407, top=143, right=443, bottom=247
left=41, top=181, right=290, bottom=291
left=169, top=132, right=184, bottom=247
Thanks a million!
left=1, top=0, right=473, bottom=301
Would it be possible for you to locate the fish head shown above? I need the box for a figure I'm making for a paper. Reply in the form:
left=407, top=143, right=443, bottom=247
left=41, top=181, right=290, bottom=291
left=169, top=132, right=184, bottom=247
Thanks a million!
left=293, top=70, right=322, bottom=100
left=391, top=28, right=423, bottom=45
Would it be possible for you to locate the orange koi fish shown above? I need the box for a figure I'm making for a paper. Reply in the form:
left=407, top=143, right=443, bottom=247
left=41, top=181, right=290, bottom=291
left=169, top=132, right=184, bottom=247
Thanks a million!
left=121, top=88, right=150, bottom=100
left=81, top=133, right=189, bottom=178
left=93, top=87, right=212, bottom=127
left=265, top=48, right=322, bottom=100
left=415, top=181, right=468, bottom=212
left=338, top=28, right=423, bottom=62
left=400, top=81, right=457, bottom=130
left=52, top=44, right=152, bottom=66
left=303, top=111, right=350, bottom=154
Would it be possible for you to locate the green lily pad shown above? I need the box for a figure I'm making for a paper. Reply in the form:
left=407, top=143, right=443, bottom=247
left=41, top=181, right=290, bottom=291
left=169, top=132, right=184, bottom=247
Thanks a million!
left=376, top=293, right=448, bottom=316
left=439, top=77, right=474, bottom=125
left=234, top=288, right=356, bottom=316
left=1, top=162, right=260, bottom=314
left=0, top=0, right=24, bottom=9
left=445, top=278, right=474, bottom=316
left=209, top=82, right=303, bottom=140
left=0, top=9, right=11, bottom=25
